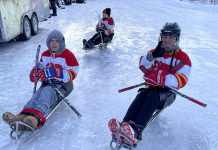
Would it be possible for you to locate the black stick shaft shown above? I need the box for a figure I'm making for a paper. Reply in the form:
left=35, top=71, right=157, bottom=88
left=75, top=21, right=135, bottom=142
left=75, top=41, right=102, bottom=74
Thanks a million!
left=48, top=80, right=82, bottom=118
left=118, top=83, right=147, bottom=93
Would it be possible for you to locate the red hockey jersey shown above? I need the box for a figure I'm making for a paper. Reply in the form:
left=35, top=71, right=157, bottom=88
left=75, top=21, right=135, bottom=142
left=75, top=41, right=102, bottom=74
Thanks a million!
left=97, top=17, right=115, bottom=36
left=40, top=48, right=79, bottom=83
left=139, top=48, right=192, bottom=89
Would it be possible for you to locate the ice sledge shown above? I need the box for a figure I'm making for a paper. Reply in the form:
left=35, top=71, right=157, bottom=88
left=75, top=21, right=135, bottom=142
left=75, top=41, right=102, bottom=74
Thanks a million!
left=9, top=99, right=63, bottom=140
left=109, top=110, right=162, bottom=150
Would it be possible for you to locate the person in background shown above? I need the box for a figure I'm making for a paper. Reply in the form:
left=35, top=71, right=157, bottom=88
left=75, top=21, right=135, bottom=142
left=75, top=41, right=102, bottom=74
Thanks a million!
left=50, top=0, right=57, bottom=16
left=63, top=0, right=72, bottom=5
left=83, top=8, right=115, bottom=49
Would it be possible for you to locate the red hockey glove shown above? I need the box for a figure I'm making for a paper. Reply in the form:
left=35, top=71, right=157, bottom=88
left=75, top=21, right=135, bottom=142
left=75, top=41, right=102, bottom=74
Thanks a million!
left=29, top=67, right=39, bottom=83
left=143, top=69, right=167, bottom=87
left=37, top=64, right=63, bottom=81
left=37, top=69, right=47, bottom=81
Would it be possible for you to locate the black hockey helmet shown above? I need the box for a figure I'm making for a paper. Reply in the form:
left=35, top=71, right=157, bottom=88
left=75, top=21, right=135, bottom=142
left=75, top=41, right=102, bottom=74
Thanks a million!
left=160, top=22, right=181, bottom=40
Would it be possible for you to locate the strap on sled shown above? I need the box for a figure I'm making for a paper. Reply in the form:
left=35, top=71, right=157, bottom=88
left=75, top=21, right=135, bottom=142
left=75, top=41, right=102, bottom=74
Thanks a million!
left=110, top=132, right=135, bottom=150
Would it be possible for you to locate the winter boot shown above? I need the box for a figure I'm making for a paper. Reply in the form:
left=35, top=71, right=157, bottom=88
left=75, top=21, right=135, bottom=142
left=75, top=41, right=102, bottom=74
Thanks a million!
left=23, top=115, right=38, bottom=130
left=83, top=39, right=88, bottom=47
left=2, top=112, right=16, bottom=124
left=108, top=118, right=121, bottom=133
left=120, top=122, right=138, bottom=145
left=51, top=13, right=57, bottom=16
left=108, top=118, right=121, bottom=141
left=57, top=4, right=65, bottom=9
left=2, top=112, right=26, bottom=130
left=2, top=112, right=26, bottom=124
left=87, top=40, right=94, bottom=49
left=83, top=39, right=94, bottom=49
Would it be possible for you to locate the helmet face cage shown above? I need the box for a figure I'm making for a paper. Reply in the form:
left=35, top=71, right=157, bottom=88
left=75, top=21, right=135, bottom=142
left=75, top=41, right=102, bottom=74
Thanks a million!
left=160, top=22, right=181, bottom=41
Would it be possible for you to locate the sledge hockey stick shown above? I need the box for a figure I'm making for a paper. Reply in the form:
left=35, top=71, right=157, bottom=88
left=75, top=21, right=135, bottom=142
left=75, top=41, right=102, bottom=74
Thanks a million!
left=166, top=86, right=207, bottom=107
left=118, top=82, right=207, bottom=108
left=98, top=14, right=104, bottom=46
left=48, top=80, right=82, bottom=118
left=118, top=82, right=148, bottom=93
left=118, top=62, right=207, bottom=107
left=33, top=45, right=41, bottom=93
left=120, top=62, right=186, bottom=93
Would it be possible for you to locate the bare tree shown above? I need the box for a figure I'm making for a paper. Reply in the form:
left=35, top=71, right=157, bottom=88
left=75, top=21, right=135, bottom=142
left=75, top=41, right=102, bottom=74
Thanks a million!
left=180, top=0, right=218, bottom=4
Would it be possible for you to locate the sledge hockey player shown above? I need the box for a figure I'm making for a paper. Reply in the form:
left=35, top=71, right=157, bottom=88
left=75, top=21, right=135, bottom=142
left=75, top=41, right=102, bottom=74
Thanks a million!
left=108, top=22, right=192, bottom=147
left=83, top=8, right=115, bottom=49
left=2, top=30, right=79, bottom=130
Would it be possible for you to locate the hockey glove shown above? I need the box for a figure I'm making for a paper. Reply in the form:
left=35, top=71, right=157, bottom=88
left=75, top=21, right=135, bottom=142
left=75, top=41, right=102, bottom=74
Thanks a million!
left=139, top=66, right=149, bottom=75
left=143, top=69, right=167, bottom=87
left=30, top=67, right=39, bottom=83
left=37, top=64, right=63, bottom=81
left=96, top=27, right=104, bottom=33
left=152, top=41, right=165, bottom=58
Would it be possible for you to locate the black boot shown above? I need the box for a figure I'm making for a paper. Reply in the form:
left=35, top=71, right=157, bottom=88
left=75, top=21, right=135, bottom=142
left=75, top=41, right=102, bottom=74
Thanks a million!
left=87, top=40, right=94, bottom=49
left=83, top=39, right=94, bottom=49
left=59, top=6, right=65, bottom=9
left=51, top=13, right=57, bottom=16
left=83, top=39, right=87, bottom=47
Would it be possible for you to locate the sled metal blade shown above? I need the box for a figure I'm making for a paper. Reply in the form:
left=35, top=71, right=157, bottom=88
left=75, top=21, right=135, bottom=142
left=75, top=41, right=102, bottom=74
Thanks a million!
left=109, top=110, right=163, bottom=150
left=110, top=132, right=135, bottom=150
left=9, top=121, right=36, bottom=140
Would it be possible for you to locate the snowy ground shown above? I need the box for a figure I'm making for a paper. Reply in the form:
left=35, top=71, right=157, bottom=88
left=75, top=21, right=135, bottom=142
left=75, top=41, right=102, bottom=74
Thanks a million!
left=0, top=0, right=218, bottom=150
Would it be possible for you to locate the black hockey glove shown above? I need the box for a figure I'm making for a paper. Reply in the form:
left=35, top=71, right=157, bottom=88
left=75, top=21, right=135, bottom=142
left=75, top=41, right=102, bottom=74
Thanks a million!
left=96, top=27, right=104, bottom=33
left=152, top=41, right=165, bottom=58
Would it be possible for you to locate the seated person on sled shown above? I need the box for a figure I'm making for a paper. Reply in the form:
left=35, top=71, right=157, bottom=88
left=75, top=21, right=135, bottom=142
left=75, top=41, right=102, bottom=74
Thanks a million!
left=83, top=8, right=115, bottom=49
left=2, top=30, right=79, bottom=130
left=108, top=22, right=192, bottom=146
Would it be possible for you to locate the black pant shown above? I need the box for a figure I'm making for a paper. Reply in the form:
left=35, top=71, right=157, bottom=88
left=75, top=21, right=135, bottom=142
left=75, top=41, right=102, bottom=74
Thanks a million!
left=123, top=88, right=175, bottom=132
left=50, top=0, right=57, bottom=15
left=88, top=32, right=114, bottom=46
left=55, top=0, right=60, bottom=7
left=63, top=0, right=72, bottom=5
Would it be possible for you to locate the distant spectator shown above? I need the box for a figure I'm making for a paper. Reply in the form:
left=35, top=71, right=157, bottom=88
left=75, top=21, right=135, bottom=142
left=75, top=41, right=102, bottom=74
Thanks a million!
left=50, top=0, right=57, bottom=16
left=63, top=0, right=72, bottom=5
left=55, top=0, right=65, bottom=9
